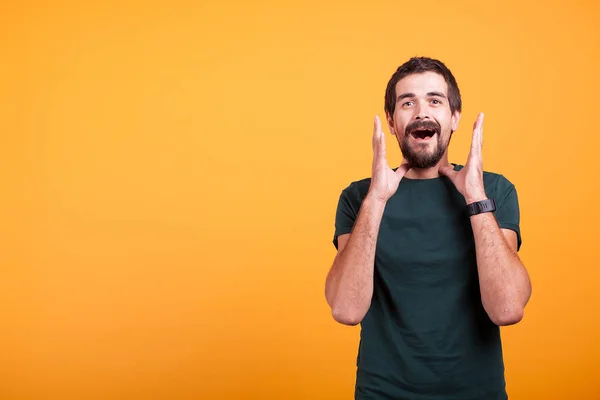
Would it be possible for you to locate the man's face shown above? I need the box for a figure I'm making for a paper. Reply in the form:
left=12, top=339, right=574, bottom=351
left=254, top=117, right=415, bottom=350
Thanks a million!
left=387, top=71, right=460, bottom=169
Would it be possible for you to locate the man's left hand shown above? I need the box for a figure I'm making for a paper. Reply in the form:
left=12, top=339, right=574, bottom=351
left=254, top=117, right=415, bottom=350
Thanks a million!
left=439, top=112, right=488, bottom=204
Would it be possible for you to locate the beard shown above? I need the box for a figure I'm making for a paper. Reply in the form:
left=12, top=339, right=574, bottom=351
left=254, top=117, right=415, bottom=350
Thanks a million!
left=399, top=119, right=451, bottom=169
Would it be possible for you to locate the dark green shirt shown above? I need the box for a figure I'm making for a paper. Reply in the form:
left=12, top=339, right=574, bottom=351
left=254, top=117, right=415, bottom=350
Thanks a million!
left=333, top=164, right=521, bottom=400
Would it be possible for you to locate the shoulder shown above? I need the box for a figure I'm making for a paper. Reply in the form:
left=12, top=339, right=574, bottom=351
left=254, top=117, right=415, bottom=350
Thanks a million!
left=483, top=169, right=518, bottom=203
left=483, top=170, right=515, bottom=189
left=335, top=176, right=371, bottom=216
left=452, top=163, right=517, bottom=200
left=333, top=176, right=371, bottom=225
left=340, top=176, right=371, bottom=199
left=453, top=163, right=515, bottom=190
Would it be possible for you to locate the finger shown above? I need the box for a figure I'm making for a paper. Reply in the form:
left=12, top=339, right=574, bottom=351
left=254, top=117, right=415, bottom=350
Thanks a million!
left=394, top=161, right=410, bottom=178
left=473, top=113, right=484, bottom=151
left=372, top=116, right=380, bottom=150
left=479, top=112, right=484, bottom=149
left=373, top=115, right=386, bottom=158
left=469, top=113, right=484, bottom=160
left=476, top=112, right=484, bottom=149
left=439, top=164, right=457, bottom=179
left=374, top=114, right=382, bottom=133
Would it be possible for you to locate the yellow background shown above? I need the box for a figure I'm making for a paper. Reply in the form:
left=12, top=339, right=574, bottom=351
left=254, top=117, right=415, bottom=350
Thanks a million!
left=1, top=0, right=599, bottom=399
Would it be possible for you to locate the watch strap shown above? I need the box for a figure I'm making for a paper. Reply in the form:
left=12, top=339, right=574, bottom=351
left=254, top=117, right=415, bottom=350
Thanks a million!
left=466, top=198, right=497, bottom=217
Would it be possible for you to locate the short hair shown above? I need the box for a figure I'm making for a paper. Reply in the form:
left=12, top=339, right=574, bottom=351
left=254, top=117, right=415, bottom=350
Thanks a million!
left=384, top=57, right=462, bottom=117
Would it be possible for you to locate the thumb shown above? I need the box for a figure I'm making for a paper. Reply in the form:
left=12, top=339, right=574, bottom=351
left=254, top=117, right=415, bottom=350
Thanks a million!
left=438, top=164, right=457, bottom=179
left=394, top=161, right=410, bottom=179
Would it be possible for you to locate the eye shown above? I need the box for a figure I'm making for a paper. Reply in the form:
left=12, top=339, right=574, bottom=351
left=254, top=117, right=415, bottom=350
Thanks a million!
left=403, top=101, right=414, bottom=107
left=431, top=99, right=442, bottom=105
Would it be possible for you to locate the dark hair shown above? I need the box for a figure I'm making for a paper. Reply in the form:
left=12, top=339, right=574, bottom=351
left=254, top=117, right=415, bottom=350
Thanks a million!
left=384, top=57, right=462, bottom=118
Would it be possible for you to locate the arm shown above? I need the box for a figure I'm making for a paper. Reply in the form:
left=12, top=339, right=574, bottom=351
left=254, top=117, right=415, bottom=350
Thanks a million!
left=325, top=115, right=409, bottom=326
left=469, top=210, right=532, bottom=326
left=440, top=113, right=532, bottom=326
left=325, top=194, right=386, bottom=326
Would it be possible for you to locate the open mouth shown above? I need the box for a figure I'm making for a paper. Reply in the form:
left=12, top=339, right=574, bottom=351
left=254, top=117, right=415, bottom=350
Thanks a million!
left=410, top=129, right=437, bottom=140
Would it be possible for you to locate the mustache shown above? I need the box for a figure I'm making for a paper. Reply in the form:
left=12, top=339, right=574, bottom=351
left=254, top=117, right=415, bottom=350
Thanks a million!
left=405, top=119, right=441, bottom=135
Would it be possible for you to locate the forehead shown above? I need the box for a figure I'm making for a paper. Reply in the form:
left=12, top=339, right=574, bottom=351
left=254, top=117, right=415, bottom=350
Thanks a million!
left=395, top=71, right=448, bottom=96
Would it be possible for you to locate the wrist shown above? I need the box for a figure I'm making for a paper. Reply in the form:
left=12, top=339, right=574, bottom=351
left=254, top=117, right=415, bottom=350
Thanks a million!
left=465, top=189, right=487, bottom=204
left=365, top=191, right=388, bottom=207
left=466, top=198, right=497, bottom=218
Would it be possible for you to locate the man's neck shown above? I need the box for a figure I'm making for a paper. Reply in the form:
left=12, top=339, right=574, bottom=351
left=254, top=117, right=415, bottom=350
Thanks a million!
left=403, top=159, right=453, bottom=180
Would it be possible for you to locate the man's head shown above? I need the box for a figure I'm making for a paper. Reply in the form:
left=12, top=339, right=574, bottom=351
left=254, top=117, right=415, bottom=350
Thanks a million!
left=384, top=57, right=462, bottom=169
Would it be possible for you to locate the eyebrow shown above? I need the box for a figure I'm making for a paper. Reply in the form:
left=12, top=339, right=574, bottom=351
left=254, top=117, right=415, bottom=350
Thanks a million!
left=427, top=92, right=447, bottom=99
left=396, top=91, right=447, bottom=102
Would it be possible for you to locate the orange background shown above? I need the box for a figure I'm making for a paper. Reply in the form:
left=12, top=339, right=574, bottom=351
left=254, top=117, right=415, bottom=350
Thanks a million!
left=1, top=1, right=599, bottom=399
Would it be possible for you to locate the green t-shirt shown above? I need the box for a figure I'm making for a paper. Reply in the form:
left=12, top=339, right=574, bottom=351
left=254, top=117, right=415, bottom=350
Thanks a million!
left=332, top=164, right=521, bottom=400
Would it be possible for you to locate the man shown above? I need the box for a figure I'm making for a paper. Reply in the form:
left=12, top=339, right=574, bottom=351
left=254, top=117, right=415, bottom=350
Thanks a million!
left=325, top=57, right=532, bottom=400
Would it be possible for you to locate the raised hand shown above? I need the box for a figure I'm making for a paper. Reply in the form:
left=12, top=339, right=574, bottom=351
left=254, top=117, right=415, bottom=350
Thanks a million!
left=439, top=112, right=487, bottom=204
left=368, top=115, right=410, bottom=202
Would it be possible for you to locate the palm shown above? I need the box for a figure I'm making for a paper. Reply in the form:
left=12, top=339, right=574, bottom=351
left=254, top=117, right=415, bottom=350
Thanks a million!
left=370, top=116, right=409, bottom=201
left=440, top=113, right=486, bottom=203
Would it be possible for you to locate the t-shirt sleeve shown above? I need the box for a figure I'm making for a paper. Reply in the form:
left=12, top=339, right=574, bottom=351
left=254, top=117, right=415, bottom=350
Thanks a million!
left=332, top=186, right=357, bottom=250
left=494, top=176, right=522, bottom=251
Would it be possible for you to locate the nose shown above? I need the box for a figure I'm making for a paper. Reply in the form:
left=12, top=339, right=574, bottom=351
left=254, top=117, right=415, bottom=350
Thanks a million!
left=417, top=106, right=429, bottom=119
left=415, top=103, right=430, bottom=120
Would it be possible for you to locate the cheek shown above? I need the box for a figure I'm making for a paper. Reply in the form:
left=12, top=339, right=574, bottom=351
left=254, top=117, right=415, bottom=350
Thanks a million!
left=437, top=113, right=453, bottom=132
left=393, top=113, right=410, bottom=134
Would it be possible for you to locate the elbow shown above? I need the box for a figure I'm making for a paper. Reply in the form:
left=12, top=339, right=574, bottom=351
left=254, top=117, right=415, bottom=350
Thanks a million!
left=331, top=306, right=365, bottom=326
left=489, top=307, right=524, bottom=326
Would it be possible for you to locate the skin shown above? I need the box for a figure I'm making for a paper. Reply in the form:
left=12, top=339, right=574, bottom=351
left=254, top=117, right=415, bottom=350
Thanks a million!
left=325, top=71, right=532, bottom=326
left=387, top=72, right=459, bottom=177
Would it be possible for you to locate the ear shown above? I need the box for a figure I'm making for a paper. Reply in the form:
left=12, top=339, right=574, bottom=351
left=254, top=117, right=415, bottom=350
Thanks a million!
left=386, top=113, right=396, bottom=135
left=451, top=110, right=461, bottom=133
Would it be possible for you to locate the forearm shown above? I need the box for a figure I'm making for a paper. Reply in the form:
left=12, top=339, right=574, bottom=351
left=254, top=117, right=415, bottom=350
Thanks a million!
left=471, top=212, right=531, bottom=326
left=326, top=194, right=386, bottom=325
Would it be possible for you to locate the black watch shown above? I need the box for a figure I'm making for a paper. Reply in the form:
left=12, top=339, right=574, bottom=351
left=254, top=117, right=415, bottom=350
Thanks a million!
left=466, top=199, right=496, bottom=217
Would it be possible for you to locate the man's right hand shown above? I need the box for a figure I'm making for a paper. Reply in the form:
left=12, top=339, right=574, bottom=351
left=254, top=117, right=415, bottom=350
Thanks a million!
left=369, top=115, right=410, bottom=202
left=325, top=115, right=408, bottom=325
